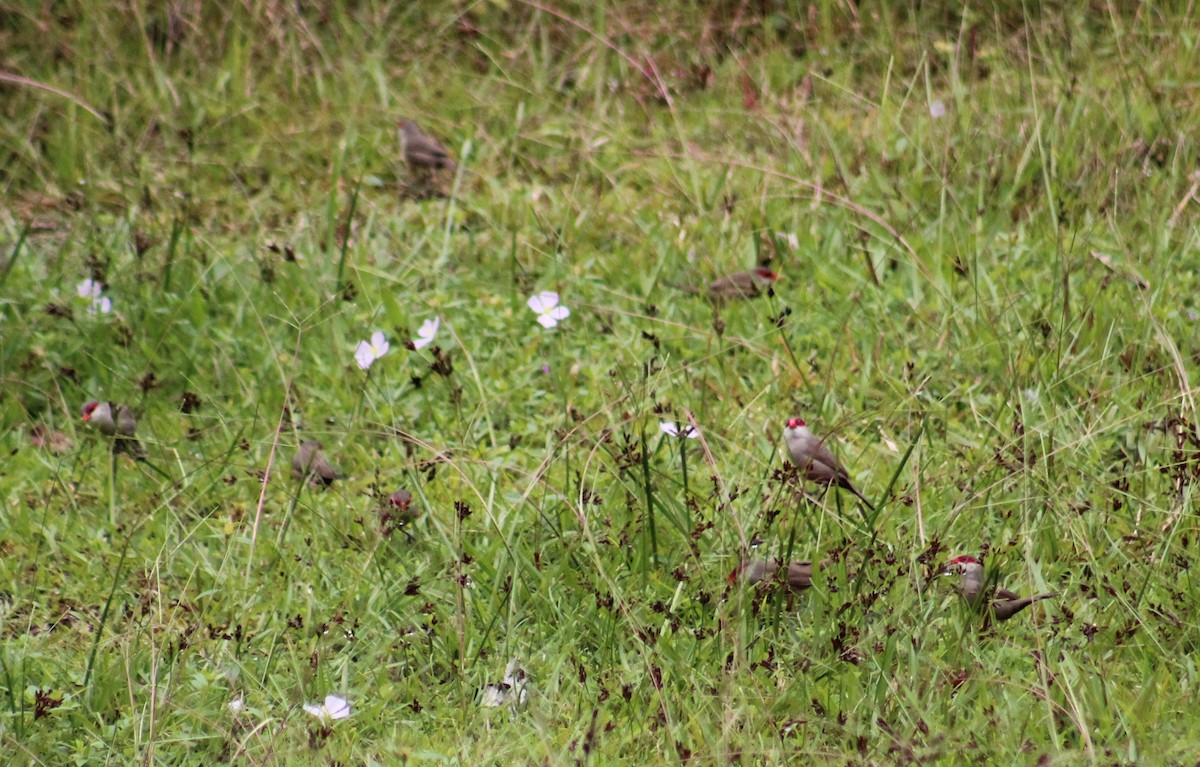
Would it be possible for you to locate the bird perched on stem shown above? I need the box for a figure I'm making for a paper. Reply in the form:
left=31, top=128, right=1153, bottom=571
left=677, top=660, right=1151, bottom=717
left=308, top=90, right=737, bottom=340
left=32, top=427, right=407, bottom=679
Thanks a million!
left=782, top=418, right=874, bottom=510
left=397, top=119, right=456, bottom=174
left=292, top=440, right=341, bottom=487
left=943, top=555, right=1058, bottom=622
left=670, top=267, right=779, bottom=301
left=81, top=401, right=144, bottom=458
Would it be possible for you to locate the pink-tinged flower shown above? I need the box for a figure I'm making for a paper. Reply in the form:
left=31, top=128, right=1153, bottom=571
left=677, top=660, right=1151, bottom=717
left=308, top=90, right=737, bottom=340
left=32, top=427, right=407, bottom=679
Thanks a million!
left=929, top=100, right=947, bottom=119
left=354, top=331, right=390, bottom=370
left=411, top=317, right=440, bottom=350
left=76, top=279, right=112, bottom=314
left=527, top=291, right=569, bottom=329
left=660, top=421, right=700, bottom=439
left=76, top=279, right=103, bottom=300
left=303, top=694, right=350, bottom=723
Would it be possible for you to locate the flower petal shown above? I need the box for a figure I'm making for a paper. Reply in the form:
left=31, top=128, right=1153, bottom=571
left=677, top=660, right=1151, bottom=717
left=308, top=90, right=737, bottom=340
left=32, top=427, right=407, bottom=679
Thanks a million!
left=480, top=685, right=506, bottom=707
left=324, top=695, right=351, bottom=719
left=660, top=421, right=679, bottom=437
left=419, top=317, right=440, bottom=339
left=355, top=342, right=376, bottom=370
left=303, top=703, right=324, bottom=719
left=548, top=306, right=569, bottom=321
left=528, top=291, right=559, bottom=313
left=536, top=314, right=559, bottom=329
left=681, top=426, right=700, bottom=439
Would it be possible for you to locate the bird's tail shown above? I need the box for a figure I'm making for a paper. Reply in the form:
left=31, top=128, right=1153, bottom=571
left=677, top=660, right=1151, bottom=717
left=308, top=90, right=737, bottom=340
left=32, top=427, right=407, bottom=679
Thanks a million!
left=849, top=484, right=876, bottom=512
left=994, top=592, right=1058, bottom=621
left=115, top=436, right=145, bottom=460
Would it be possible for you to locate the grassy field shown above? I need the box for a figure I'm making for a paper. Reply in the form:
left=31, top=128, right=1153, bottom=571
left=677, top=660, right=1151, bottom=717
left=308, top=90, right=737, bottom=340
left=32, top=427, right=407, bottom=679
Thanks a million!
left=3, top=1, right=1200, bottom=763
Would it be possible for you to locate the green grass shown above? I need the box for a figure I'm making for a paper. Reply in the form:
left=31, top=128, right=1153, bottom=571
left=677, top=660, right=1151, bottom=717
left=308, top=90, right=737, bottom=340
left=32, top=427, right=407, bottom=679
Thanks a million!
left=2, top=0, right=1200, bottom=763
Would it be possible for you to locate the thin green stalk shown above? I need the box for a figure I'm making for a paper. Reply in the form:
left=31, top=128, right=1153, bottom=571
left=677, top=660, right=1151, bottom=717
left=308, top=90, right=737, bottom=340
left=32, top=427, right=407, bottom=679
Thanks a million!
left=160, top=217, right=183, bottom=294
left=640, top=422, right=658, bottom=568
left=335, top=175, right=362, bottom=295
left=0, top=220, right=31, bottom=288
left=82, top=528, right=135, bottom=695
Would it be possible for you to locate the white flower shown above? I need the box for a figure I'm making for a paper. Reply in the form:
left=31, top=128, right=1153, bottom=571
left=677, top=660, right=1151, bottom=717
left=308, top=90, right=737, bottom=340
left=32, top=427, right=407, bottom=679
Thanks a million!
left=1022, top=388, right=1040, bottom=404
left=527, top=291, right=570, bottom=329
left=929, top=100, right=947, bottom=119
left=303, top=694, right=351, bottom=723
left=412, top=317, right=440, bottom=350
left=778, top=232, right=800, bottom=250
left=480, top=658, right=528, bottom=709
left=77, top=279, right=103, bottom=299
left=228, top=696, right=245, bottom=713
left=354, top=331, right=390, bottom=370
left=76, top=279, right=113, bottom=314
left=660, top=421, right=700, bottom=439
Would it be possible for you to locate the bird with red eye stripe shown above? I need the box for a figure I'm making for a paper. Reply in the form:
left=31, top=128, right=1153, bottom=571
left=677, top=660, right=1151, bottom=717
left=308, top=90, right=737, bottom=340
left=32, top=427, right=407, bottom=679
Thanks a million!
left=81, top=400, right=144, bottom=458
left=943, top=555, right=1058, bottom=622
left=782, top=417, right=874, bottom=510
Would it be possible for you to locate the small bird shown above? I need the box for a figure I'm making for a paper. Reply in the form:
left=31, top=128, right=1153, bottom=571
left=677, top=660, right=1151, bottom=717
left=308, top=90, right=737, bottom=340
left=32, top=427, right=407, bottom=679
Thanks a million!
left=671, top=267, right=779, bottom=301
left=292, top=440, right=341, bottom=486
left=81, top=400, right=144, bottom=458
left=397, top=119, right=456, bottom=173
left=377, top=489, right=421, bottom=539
left=943, top=555, right=1058, bottom=622
left=388, top=489, right=420, bottom=523
left=782, top=418, right=874, bottom=510
left=730, top=558, right=822, bottom=594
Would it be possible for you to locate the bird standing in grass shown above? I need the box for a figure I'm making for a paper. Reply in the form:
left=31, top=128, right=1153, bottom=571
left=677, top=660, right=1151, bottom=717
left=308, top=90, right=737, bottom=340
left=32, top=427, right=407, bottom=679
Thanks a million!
left=944, top=555, right=1058, bottom=621
left=292, top=440, right=341, bottom=487
left=398, top=119, right=456, bottom=174
left=81, top=400, right=144, bottom=458
left=670, top=267, right=779, bottom=301
left=782, top=418, right=874, bottom=510
left=730, top=558, right=823, bottom=594
left=388, top=489, right=420, bottom=523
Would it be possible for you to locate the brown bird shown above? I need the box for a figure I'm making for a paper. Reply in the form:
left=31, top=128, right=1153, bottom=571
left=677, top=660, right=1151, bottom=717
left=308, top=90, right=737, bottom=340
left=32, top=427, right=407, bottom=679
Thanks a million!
left=782, top=418, right=874, bottom=510
left=730, top=558, right=825, bottom=594
left=672, top=267, right=779, bottom=301
left=398, top=119, right=456, bottom=173
left=81, top=400, right=144, bottom=458
left=388, top=489, right=420, bottom=523
left=944, top=555, right=1058, bottom=622
left=379, top=488, right=421, bottom=538
left=292, top=440, right=341, bottom=487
